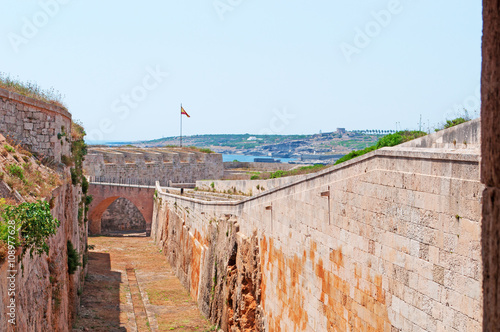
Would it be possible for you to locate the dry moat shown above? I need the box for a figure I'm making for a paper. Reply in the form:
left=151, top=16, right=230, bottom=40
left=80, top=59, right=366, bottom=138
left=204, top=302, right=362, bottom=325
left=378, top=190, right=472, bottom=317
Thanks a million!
left=73, top=234, right=213, bottom=332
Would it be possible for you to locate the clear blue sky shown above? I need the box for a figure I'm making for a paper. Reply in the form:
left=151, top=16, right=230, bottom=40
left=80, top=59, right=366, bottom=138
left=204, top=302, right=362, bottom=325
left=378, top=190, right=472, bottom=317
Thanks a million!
left=0, top=1, right=482, bottom=141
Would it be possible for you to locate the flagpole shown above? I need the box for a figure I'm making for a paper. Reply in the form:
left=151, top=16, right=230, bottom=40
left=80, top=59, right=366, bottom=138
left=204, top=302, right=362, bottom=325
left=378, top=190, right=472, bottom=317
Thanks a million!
left=180, top=103, right=182, bottom=147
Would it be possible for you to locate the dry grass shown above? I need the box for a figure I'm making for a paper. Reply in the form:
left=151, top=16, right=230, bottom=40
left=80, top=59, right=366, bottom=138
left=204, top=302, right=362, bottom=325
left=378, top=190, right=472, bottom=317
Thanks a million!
left=0, top=135, right=62, bottom=203
left=0, top=73, right=66, bottom=109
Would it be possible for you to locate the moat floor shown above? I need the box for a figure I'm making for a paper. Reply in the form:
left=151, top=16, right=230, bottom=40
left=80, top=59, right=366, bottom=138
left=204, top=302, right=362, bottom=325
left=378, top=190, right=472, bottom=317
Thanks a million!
left=72, top=234, right=213, bottom=332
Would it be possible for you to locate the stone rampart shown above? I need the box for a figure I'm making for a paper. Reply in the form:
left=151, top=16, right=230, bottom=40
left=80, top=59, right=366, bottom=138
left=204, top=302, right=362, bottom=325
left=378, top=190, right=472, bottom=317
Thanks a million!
left=0, top=88, right=72, bottom=163
left=152, top=144, right=483, bottom=331
left=84, top=147, right=224, bottom=186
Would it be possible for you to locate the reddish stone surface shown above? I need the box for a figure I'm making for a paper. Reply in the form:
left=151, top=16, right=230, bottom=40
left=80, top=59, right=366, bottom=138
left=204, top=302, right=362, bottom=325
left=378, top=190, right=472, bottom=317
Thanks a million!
left=87, top=184, right=155, bottom=235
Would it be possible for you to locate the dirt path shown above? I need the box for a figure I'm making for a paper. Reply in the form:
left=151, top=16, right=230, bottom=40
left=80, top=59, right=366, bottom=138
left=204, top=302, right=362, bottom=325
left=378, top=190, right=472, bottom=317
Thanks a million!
left=73, top=234, right=214, bottom=332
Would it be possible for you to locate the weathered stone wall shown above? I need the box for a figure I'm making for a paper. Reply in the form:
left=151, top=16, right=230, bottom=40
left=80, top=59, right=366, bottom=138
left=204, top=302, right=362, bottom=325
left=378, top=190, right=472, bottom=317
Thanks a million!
left=152, top=144, right=483, bottom=331
left=84, top=147, right=224, bottom=186
left=481, top=1, right=500, bottom=330
left=0, top=171, right=87, bottom=331
left=0, top=88, right=86, bottom=331
left=101, top=197, right=146, bottom=232
left=0, top=88, right=72, bottom=163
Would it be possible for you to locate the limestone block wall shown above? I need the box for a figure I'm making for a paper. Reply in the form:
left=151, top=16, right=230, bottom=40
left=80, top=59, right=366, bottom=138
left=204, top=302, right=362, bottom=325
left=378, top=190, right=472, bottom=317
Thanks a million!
left=0, top=88, right=72, bottom=163
left=152, top=145, right=483, bottom=331
left=84, top=148, right=224, bottom=186
left=401, top=118, right=480, bottom=150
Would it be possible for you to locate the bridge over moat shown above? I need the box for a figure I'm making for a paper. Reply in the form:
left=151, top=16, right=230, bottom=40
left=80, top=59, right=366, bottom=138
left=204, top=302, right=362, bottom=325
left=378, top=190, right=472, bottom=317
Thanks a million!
left=87, top=182, right=156, bottom=235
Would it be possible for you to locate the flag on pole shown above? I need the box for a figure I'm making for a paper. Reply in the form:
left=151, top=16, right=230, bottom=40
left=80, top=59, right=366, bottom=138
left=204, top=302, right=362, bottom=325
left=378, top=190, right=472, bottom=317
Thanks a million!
left=181, top=106, right=190, bottom=118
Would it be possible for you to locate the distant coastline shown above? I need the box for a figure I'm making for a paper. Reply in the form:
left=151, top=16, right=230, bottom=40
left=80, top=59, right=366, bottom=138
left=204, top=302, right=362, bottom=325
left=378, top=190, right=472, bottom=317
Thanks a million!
left=222, top=154, right=297, bottom=163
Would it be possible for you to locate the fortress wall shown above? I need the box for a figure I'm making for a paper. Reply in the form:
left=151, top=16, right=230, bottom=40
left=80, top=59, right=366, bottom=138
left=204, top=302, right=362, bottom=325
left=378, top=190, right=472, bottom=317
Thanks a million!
left=0, top=88, right=72, bottom=163
left=152, top=146, right=483, bottom=331
left=84, top=149, right=224, bottom=185
left=0, top=89, right=86, bottom=331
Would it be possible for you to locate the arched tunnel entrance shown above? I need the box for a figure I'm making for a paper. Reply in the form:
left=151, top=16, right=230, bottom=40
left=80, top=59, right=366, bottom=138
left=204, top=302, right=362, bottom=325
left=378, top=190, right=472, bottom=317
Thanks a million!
left=87, top=183, right=155, bottom=236
left=101, top=197, right=147, bottom=235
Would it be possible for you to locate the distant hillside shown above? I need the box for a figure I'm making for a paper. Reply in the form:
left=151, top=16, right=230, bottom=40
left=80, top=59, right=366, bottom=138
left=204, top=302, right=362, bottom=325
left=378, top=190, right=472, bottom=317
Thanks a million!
left=130, top=130, right=389, bottom=162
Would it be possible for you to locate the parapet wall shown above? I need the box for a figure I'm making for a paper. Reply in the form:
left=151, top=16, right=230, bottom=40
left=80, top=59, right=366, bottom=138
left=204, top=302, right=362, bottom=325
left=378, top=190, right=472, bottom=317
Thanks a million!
left=152, top=145, right=483, bottom=331
left=401, top=118, right=480, bottom=150
left=196, top=176, right=306, bottom=195
left=0, top=88, right=72, bottom=163
left=83, top=147, right=224, bottom=186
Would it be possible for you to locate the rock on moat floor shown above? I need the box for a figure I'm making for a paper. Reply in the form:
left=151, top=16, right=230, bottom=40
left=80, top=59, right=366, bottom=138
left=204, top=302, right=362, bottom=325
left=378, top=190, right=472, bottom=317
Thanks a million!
left=72, top=234, right=214, bottom=332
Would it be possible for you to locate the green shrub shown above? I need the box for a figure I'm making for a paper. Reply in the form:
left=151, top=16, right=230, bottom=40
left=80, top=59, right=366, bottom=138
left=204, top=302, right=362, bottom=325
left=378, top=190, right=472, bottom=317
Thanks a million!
left=444, top=117, right=468, bottom=129
left=3, top=144, right=15, bottom=153
left=81, top=176, right=89, bottom=194
left=335, top=131, right=426, bottom=165
left=70, top=168, right=78, bottom=185
left=84, top=195, right=93, bottom=206
left=1, top=200, right=60, bottom=259
left=67, top=240, right=81, bottom=274
left=270, top=170, right=285, bottom=179
left=250, top=175, right=259, bottom=180
left=6, top=163, right=24, bottom=180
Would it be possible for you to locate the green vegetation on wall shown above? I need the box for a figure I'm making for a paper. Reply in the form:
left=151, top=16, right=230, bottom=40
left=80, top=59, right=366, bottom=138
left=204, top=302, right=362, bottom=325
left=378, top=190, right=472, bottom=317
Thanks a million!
left=67, top=240, right=81, bottom=274
left=334, top=131, right=427, bottom=165
left=0, top=199, right=60, bottom=261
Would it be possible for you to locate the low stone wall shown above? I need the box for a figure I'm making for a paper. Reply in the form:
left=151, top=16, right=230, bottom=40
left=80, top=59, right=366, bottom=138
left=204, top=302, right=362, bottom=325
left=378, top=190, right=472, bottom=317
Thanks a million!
left=152, top=145, right=483, bottom=331
left=0, top=88, right=72, bottom=163
left=401, top=118, right=480, bottom=150
left=196, top=176, right=306, bottom=196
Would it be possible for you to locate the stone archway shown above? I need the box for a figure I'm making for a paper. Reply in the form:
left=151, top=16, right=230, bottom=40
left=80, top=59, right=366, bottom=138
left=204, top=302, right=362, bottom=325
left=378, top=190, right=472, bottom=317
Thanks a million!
left=87, top=183, right=155, bottom=235
left=101, top=197, right=147, bottom=234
